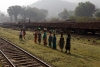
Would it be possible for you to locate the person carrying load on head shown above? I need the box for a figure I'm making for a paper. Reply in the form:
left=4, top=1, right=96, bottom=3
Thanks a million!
left=48, top=30, right=53, bottom=47
left=43, top=28, right=47, bottom=46
left=38, top=27, right=41, bottom=44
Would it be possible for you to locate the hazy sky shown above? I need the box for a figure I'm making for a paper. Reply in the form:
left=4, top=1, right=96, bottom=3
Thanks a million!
left=0, top=0, right=39, bottom=13
left=0, top=0, right=93, bottom=13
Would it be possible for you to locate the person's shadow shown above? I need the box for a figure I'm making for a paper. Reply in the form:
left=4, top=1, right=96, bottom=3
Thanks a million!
left=56, top=49, right=92, bottom=62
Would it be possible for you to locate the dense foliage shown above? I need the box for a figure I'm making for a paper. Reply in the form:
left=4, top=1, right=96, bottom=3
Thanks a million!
left=58, top=9, right=70, bottom=19
left=95, top=11, right=100, bottom=17
left=75, top=2, right=95, bottom=17
left=7, top=5, right=48, bottom=22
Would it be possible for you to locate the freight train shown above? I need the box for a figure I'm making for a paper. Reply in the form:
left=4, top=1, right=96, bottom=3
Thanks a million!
left=0, top=21, right=100, bottom=34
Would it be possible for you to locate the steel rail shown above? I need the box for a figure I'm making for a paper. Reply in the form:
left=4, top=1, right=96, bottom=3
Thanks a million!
left=0, top=37, right=51, bottom=67
left=0, top=50, right=16, bottom=67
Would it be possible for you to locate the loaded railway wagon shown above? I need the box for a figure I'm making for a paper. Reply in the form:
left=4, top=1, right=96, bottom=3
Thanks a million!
left=19, top=21, right=75, bottom=30
left=1, top=21, right=75, bottom=30
left=1, top=22, right=17, bottom=28
left=1, top=21, right=100, bottom=34
left=72, top=22, right=100, bottom=34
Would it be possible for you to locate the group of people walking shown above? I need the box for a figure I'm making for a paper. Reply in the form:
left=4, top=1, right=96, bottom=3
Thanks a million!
left=33, top=29, right=57, bottom=50
left=48, top=30, right=57, bottom=49
left=19, top=28, right=71, bottom=54
left=33, top=28, right=71, bottom=54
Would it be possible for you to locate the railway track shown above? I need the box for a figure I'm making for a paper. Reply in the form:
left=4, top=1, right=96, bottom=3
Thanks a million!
left=0, top=37, right=51, bottom=67
left=0, top=50, right=15, bottom=67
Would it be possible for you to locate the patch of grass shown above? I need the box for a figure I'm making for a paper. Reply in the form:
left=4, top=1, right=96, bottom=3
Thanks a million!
left=0, top=28, right=100, bottom=67
left=0, top=63, right=2, bottom=67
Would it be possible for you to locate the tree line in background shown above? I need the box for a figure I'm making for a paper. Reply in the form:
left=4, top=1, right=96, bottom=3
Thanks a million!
left=0, top=1, right=100, bottom=22
left=0, top=11, right=10, bottom=22
left=58, top=1, right=100, bottom=22
left=7, top=6, right=48, bottom=22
